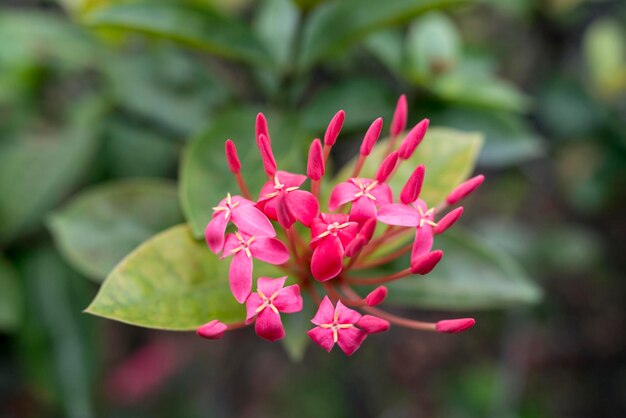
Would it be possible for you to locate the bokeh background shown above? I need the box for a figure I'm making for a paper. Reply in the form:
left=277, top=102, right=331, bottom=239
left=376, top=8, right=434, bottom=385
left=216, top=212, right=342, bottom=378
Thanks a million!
left=1, top=0, right=625, bottom=417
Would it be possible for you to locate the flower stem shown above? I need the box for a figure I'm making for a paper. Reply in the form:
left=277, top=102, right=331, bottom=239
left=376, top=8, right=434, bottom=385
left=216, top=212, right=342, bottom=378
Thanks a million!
left=351, top=155, right=366, bottom=178
left=353, top=242, right=412, bottom=270
left=345, top=268, right=412, bottom=285
left=234, top=172, right=251, bottom=200
left=311, top=179, right=320, bottom=198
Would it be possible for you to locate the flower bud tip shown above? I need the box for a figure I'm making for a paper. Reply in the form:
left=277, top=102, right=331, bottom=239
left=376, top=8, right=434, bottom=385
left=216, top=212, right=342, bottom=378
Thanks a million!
left=433, top=207, right=463, bottom=235
left=398, top=119, right=429, bottom=160
left=225, top=139, right=241, bottom=174
left=357, top=315, right=390, bottom=334
left=411, top=250, right=444, bottom=275
left=360, top=117, right=383, bottom=156
left=324, top=110, right=345, bottom=147
left=365, top=286, right=388, bottom=306
left=375, top=151, right=399, bottom=183
left=390, top=95, right=408, bottom=137
left=446, top=175, right=484, bottom=205
left=400, top=164, right=425, bottom=204
left=436, top=318, right=475, bottom=334
left=307, top=138, right=325, bottom=181
left=196, top=320, right=228, bottom=339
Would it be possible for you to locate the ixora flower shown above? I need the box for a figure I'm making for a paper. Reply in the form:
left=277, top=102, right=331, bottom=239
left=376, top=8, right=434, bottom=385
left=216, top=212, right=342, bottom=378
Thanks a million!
left=197, top=96, right=484, bottom=356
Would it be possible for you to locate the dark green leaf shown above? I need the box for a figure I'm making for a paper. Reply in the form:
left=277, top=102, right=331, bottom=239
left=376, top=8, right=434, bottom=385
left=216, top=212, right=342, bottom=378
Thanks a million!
left=0, top=255, right=22, bottom=332
left=86, top=225, right=245, bottom=330
left=48, top=179, right=183, bottom=282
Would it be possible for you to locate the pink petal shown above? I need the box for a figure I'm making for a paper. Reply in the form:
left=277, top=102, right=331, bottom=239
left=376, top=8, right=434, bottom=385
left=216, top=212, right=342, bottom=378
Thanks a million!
left=245, top=293, right=264, bottom=322
left=273, top=285, right=303, bottom=313
left=324, top=110, right=345, bottom=147
left=307, top=138, right=325, bottom=181
left=229, top=252, right=253, bottom=303
left=275, top=194, right=296, bottom=228
left=196, top=320, right=227, bottom=339
left=307, top=327, right=335, bottom=352
left=310, top=236, right=344, bottom=281
left=344, top=236, right=366, bottom=257
left=205, top=214, right=229, bottom=254
left=335, top=300, right=361, bottom=325
left=433, top=207, right=464, bottom=235
left=256, top=276, right=287, bottom=298
left=255, top=308, right=285, bottom=341
left=287, top=190, right=319, bottom=227
left=257, top=179, right=277, bottom=203
left=329, top=182, right=359, bottom=211
left=436, top=318, right=475, bottom=334
left=231, top=204, right=275, bottom=237
left=360, top=117, right=383, bottom=156
left=410, top=250, right=443, bottom=275
left=275, top=171, right=307, bottom=188
left=225, top=139, right=240, bottom=174
left=337, top=222, right=359, bottom=248
left=221, top=233, right=241, bottom=259
left=337, top=327, right=366, bottom=356
left=349, top=197, right=377, bottom=224
left=310, top=217, right=329, bottom=242
left=411, top=226, right=434, bottom=260
left=360, top=217, right=377, bottom=243
left=370, top=183, right=393, bottom=205
left=255, top=112, right=270, bottom=144
left=310, top=296, right=335, bottom=325
left=357, top=315, right=390, bottom=334
left=250, top=237, right=289, bottom=264
left=390, top=94, right=408, bottom=137
left=377, top=204, right=420, bottom=227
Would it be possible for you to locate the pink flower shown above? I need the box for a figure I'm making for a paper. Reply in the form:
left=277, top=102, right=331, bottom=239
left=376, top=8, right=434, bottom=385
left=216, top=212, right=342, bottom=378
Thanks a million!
left=196, top=320, right=228, bottom=339
left=307, top=297, right=367, bottom=355
left=310, top=214, right=358, bottom=281
left=257, top=171, right=319, bottom=228
left=329, top=178, right=393, bottom=224
left=377, top=199, right=437, bottom=259
left=246, top=277, right=303, bottom=341
left=205, top=193, right=275, bottom=253
left=222, top=231, right=290, bottom=303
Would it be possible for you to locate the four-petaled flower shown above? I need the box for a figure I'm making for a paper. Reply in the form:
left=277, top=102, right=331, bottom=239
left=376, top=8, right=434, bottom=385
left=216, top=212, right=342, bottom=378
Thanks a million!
left=245, top=276, right=303, bottom=341
left=310, top=214, right=358, bottom=281
left=329, top=178, right=393, bottom=224
left=257, top=171, right=319, bottom=228
left=307, top=297, right=367, bottom=355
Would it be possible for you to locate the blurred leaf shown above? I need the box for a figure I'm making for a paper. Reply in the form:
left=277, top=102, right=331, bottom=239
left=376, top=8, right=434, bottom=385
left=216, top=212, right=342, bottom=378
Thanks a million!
left=0, top=97, right=107, bottom=244
left=335, top=127, right=483, bottom=207
left=364, top=29, right=404, bottom=73
left=302, top=78, right=395, bottom=133
left=406, top=12, right=461, bottom=78
left=583, top=18, right=626, bottom=98
left=435, top=108, right=544, bottom=167
left=254, top=0, right=300, bottom=71
left=82, top=2, right=269, bottom=65
left=0, top=255, right=22, bottom=332
left=281, top=297, right=314, bottom=361
left=48, top=179, right=183, bottom=282
left=181, top=108, right=308, bottom=238
left=86, top=225, right=245, bottom=330
left=386, top=228, right=542, bottom=310
left=298, top=0, right=469, bottom=69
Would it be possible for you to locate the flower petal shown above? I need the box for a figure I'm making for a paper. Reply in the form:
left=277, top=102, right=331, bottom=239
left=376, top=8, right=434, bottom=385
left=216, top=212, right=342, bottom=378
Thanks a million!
left=275, top=193, right=296, bottom=228
left=255, top=308, right=285, bottom=341
left=337, top=222, right=359, bottom=248
left=306, top=327, right=335, bottom=352
left=311, top=296, right=335, bottom=325
left=311, top=236, right=344, bottom=281
left=349, top=197, right=377, bottom=224
left=245, top=293, right=264, bottom=322
left=411, top=225, right=434, bottom=260
left=370, top=183, right=393, bottom=205
left=205, top=213, right=229, bottom=254
left=335, top=300, right=361, bottom=325
left=250, top=237, right=289, bottom=265
left=287, top=190, right=319, bottom=227
left=275, top=171, right=307, bottom=188
left=231, top=204, right=275, bottom=237
left=273, top=284, right=303, bottom=314
left=256, top=276, right=287, bottom=297
left=221, top=233, right=240, bottom=259
left=329, top=182, right=359, bottom=211
left=377, top=204, right=420, bottom=227
left=337, top=327, right=366, bottom=356
left=229, top=252, right=253, bottom=303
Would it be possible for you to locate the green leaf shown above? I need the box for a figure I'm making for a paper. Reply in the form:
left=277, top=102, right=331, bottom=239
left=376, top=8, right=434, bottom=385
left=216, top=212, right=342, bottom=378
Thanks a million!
left=386, top=229, right=542, bottom=310
left=583, top=18, right=626, bottom=98
left=298, top=0, right=469, bottom=69
left=180, top=108, right=308, bottom=239
left=48, top=179, right=184, bottom=282
left=280, top=296, right=314, bottom=361
left=254, top=0, right=300, bottom=71
left=86, top=225, right=245, bottom=330
left=0, top=97, right=107, bottom=244
left=82, top=2, right=269, bottom=65
left=0, top=255, right=22, bottom=332
left=364, top=29, right=404, bottom=73
left=335, top=127, right=484, bottom=207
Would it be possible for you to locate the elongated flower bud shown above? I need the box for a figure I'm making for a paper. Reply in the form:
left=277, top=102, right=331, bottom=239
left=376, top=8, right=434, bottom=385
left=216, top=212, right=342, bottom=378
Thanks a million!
left=257, top=134, right=277, bottom=177
left=436, top=318, right=475, bottom=333
left=357, top=315, right=390, bottom=334
left=307, top=138, right=325, bottom=181
left=324, top=110, right=345, bottom=147
left=196, top=320, right=228, bottom=339
left=411, top=250, right=443, bottom=275
left=398, top=119, right=429, bottom=160
left=400, top=164, right=425, bottom=204
left=446, top=175, right=484, bottom=205
left=365, top=286, right=388, bottom=306
left=390, top=95, right=408, bottom=137
left=433, top=207, right=463, bottom=235
left=375, top=151, right=399, bottom=182
left=360, top=217, right=377, bottom=243
left=344, top=235, right=366, bottom=257
left=360, top=117, right=383, bottom=156
left=225, top=139, right=241, bottom=174
left=256, top=112, right=270, bottom=144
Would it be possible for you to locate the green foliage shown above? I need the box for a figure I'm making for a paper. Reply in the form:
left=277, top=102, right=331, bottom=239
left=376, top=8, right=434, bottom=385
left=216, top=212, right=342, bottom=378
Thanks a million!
left=48, top=179, right=183, bottom=281
left=0, top=255, right=22, bottom=332
left=86, top=225, right=245, bottom=330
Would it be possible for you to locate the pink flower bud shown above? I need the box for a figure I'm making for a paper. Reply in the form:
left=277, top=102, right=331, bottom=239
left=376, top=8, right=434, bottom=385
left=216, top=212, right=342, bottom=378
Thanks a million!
left=224, top=139, right=241, bottom=174
left=256, top=112, right=270, bottom=144
left=433, top=207, right=464, bottom=235
left=375, top=151, right=399, bottom=183
left=357, top=315, right=390, bottom=334
left=344, top=235, right=366, bottom=257
left=360, top=117, right=383, bottom=156
left=324, top=110, right=345, bottom=147
left=390, top=94, right=408, bottom=137
left=446, top=175, right=484, bottom=205
left=365, top=286, right=388, bottom=306
left=360, top=217, right=377, bottom=243
left=196, top=320, right=228, bottom=339
left=410, top=250, right=443, bottom=275
left=257, top=133, right=277, bottom=177
left=400, top=164, right=425, bottom=204
left=435, top=318, right=476, bottom=334
left=307, top=138, right=325, bottom=181
left=398, top=119, right=429, bottom=160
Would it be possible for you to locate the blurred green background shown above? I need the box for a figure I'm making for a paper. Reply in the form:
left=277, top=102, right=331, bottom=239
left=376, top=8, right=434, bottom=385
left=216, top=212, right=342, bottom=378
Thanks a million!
left=1, top=0, right=625, bottom=417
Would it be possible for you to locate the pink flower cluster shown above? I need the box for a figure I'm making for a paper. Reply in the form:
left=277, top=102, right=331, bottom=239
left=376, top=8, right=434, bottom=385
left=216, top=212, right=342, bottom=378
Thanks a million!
left=197, top=95, right=483, bottom=355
